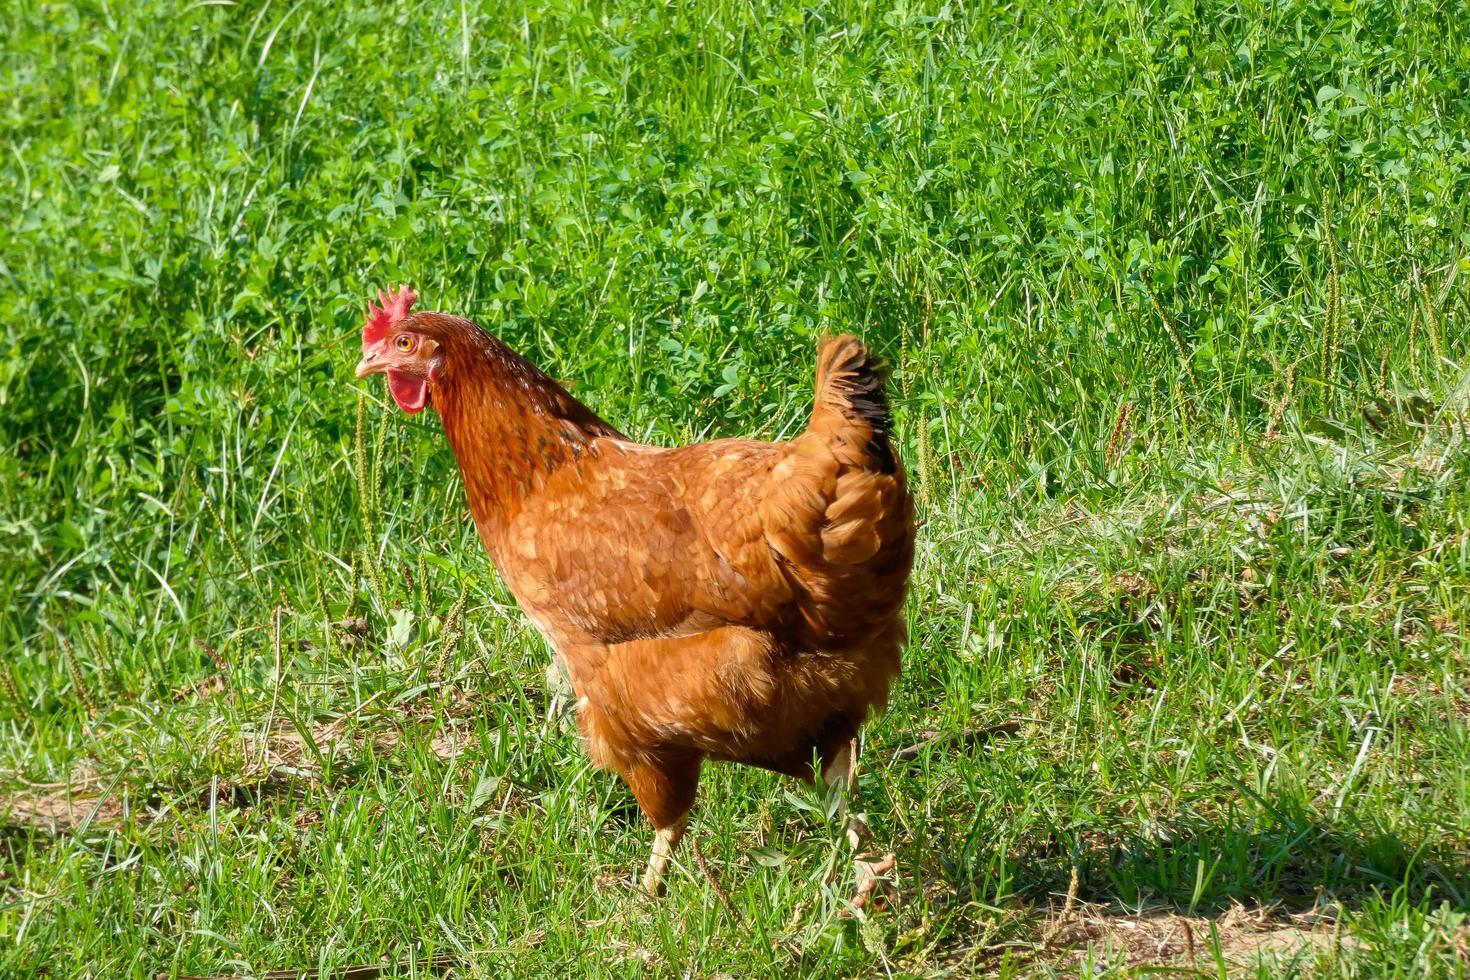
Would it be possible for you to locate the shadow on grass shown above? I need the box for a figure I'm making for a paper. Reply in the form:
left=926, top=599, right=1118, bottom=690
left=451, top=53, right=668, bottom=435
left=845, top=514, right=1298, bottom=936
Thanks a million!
left=969, top=806, right=1469, bottom=916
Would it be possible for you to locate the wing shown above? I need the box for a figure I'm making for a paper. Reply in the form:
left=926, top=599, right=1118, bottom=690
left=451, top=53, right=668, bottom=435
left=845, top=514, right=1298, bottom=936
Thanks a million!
left=497, top=438, right=797, bottom=648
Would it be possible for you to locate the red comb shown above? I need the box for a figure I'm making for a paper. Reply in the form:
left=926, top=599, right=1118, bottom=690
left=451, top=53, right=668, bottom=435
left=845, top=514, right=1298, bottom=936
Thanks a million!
left=362, top=285, right=417, bottom=347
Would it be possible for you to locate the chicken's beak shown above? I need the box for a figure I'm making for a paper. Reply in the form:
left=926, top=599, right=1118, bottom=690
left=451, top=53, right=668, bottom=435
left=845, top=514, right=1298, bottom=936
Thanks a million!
left=355, top=350, right=384, bottom=379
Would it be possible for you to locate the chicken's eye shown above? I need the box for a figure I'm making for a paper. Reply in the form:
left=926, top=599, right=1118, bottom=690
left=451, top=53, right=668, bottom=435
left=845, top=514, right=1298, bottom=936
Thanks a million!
left=395, top=335, right=415, bottom=353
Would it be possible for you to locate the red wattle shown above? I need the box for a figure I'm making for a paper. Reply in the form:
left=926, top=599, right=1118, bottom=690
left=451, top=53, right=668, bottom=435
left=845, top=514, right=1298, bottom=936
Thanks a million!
left=387, top=369, right=429, bottom=414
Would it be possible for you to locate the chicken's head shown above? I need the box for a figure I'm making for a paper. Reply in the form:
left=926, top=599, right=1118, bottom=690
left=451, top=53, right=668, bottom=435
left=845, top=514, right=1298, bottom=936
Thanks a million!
left=354, top=285, right=442, bottom=414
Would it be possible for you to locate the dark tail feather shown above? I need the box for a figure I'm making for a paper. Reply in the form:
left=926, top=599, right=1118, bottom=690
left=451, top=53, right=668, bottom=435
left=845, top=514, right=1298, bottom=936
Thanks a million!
left=811, top=334, right=897, bottom=474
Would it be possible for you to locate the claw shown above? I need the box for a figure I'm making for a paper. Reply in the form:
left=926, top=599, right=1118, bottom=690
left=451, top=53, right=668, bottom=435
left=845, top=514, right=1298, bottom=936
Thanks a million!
left=639, top=867, right=667, bottom=897
left=847, top=854, right=897, bottom=914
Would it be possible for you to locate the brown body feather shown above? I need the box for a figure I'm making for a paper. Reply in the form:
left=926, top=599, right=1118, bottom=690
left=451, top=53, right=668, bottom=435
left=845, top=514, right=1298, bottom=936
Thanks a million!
left=407, top=314, right=914, bottom=858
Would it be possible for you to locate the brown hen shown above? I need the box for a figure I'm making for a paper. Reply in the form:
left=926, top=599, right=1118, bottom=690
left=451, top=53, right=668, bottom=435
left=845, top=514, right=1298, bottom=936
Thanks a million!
left=355, top=287, right=914, bottom=893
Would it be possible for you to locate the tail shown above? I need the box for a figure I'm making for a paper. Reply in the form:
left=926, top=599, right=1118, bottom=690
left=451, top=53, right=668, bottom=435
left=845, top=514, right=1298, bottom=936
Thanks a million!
left=807, top=334, right=897, bottom=474
left=760, top=333, right=914, bottom=650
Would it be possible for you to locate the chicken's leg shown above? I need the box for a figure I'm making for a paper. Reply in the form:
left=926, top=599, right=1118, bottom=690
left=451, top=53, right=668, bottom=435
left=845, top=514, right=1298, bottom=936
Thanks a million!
left=641, top=815, right=688, bottom=894
left=819, top=735, right=896, bottom=910
left=622, top=753, right=701, bottom=896
left=820, top=736, right=870, bottom=851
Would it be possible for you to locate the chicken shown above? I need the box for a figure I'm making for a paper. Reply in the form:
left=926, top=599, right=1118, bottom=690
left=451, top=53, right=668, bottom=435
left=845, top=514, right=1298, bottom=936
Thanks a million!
left=354, top=286, right=914, bottom=893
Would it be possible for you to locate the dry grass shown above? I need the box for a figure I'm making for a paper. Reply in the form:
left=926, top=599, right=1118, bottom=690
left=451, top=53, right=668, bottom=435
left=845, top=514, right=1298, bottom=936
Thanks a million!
left=1041, top=900, right=1353, bottom=973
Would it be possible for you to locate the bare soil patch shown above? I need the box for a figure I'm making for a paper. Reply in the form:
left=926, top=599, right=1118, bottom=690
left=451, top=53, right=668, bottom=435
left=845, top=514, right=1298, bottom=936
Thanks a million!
left=1041, top=899, right=1354, bottom=972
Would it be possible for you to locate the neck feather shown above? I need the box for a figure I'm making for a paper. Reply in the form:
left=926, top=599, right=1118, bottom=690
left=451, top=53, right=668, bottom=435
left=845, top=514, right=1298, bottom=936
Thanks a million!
left=420, top=315, right=622, bottom=550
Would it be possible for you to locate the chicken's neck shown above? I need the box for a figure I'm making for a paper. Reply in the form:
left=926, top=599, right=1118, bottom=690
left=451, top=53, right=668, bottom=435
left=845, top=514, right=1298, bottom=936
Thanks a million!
left=430, top=325, right=622, bottom=556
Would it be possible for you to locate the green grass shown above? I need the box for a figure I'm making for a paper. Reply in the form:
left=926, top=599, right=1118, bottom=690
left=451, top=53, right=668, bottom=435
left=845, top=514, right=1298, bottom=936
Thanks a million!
left=3, top=0, right=1469, bottom=975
